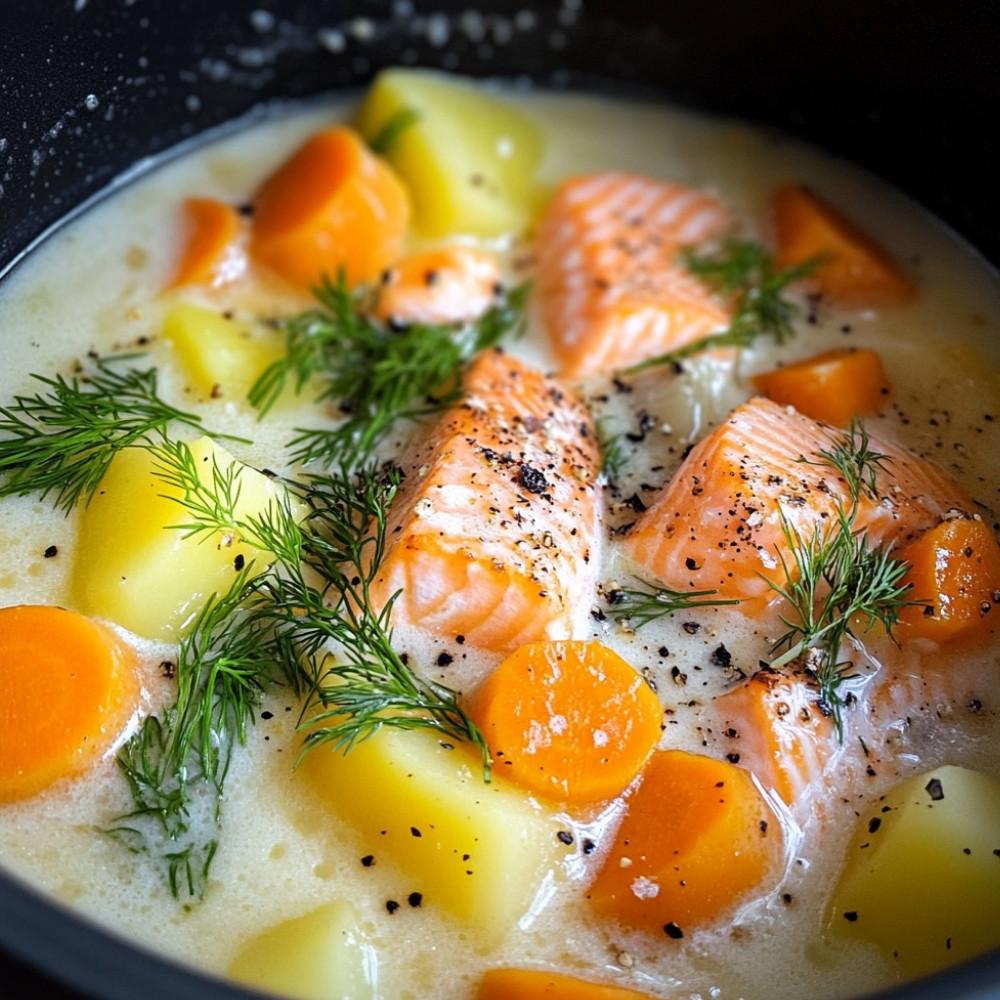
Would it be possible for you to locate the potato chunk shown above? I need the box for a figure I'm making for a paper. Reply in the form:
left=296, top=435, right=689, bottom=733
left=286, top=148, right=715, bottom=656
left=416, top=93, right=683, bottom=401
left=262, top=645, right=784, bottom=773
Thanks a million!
left=300, top=725, right=571, bottom=941
left=356, top=68, right=544, bottom=238
left=826, top=765, right=1000, bottom=979
left=227, top=900, right=374, bottom=1000
left=162, top=300, right=282, bottom=401
left=73, top=437, right=284, bottom=639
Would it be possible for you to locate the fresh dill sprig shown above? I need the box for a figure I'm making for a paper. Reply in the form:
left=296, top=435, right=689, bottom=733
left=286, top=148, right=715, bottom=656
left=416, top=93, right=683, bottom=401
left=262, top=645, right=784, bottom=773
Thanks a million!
left=249, top=275, right=529, bottom=466
left=0, top=359, right=244, bottom=513
left=368, top=106, right=421, bottom=156
left=609, top=579, right=740, bottom=629
left=764, top=425, right=917, bottom=735
left=596, top=417, right=628, bottom=483
left=108, top=567, right=273, bottom=899
left=623, top=240, right=821, bottom=375
left=250, top=465, right=491, bottom=767
left=797, top=418, right=891, bottom=504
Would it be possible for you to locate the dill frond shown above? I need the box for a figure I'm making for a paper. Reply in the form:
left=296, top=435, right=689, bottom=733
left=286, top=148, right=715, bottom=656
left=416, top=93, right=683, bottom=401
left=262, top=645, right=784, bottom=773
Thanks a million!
left=249, top=275, right=529, bottom=466
left=623, top=240, right=821, bottom=375
left=610, top=579, right=740, bottom=629
left=0, top=359, right=244, bottom=513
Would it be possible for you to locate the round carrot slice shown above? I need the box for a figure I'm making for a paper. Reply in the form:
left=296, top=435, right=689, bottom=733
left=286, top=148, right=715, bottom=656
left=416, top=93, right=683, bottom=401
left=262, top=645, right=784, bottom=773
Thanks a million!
left=250, top=126, right=410, bottom=291
left=466, top=640, right=662, bottom=804
left=0, top=605, right=138, bottom=802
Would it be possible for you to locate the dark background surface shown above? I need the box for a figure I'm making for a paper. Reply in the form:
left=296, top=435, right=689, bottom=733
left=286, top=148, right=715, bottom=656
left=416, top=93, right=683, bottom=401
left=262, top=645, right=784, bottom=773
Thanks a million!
left=1, top=1, right=999, bottom=998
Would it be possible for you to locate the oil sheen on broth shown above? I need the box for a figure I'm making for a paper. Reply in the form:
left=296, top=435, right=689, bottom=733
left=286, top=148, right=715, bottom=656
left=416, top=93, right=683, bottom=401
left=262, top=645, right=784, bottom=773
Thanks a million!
left=0, top=74, right=999, bottom=1000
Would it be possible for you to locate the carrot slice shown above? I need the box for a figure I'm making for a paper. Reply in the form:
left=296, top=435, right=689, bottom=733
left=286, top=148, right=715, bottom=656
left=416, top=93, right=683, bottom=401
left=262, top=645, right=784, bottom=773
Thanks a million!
left=587, top=750, right=784, bottom=935
left=0, top=605, right=137, bottom=802
left=713, top=667, right=835, bottom=809
left=477, top=968, right=659, bottom=1000
left=466, top=640, right=662, bottom=805
left=897, top=515, right=1000, bottom=642
left=373, top=245, right=501, bottom=326
left=752, top=347, right=889, bottom=427
left=164, top=197, right=245, bottom=291
left=773, top=184, right=914, bottom=305
left=250, top=126, right=410, bottom=291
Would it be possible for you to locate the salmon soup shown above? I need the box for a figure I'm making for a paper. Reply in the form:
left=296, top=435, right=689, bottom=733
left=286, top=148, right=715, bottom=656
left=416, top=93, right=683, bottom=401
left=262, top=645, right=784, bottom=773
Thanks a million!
left=1, top=71, right=999, bottom=1000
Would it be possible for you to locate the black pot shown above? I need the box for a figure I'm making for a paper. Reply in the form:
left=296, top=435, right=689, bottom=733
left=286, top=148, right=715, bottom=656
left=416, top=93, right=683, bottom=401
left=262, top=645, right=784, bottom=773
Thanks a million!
left=1, top=1, right=999, bottom=997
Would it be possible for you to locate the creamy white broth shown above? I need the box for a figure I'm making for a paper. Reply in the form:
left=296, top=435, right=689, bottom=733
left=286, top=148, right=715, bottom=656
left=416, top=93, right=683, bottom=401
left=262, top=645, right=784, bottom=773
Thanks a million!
left=0, top=81, right=999, bottom=1000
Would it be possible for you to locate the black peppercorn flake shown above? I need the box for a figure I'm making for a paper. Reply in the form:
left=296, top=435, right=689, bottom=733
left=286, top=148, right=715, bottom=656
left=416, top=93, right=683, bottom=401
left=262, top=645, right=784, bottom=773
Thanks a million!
left=385, top=900, right=400, bottom=914
left=844, top=911, right=859, bottom=922
left=436, top=651, right=454, bottom=667
left=408, top=891, right=423, bottom=907
left=361, top=854, right=375, bottom=867
left=411, top=826, right=423, bottom=838
left=663, top=922, right=684, bottom=939
left=43, top=545, right=58, bottom=558
left=925, top=777, right=945, bottom=801
left=582, top=839, right=596, bottom=856
left=233, top=553, right=245, bottom=571
left=557, top=830, right=573, bottom=846
left=868, top=817, right=882, bottom=834
left=518, top=463, right=549, bottom=494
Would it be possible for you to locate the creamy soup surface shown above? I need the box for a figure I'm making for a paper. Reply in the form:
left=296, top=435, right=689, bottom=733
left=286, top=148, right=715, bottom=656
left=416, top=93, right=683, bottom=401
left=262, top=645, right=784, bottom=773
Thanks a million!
left=1, top=76, right=999, bottom=1000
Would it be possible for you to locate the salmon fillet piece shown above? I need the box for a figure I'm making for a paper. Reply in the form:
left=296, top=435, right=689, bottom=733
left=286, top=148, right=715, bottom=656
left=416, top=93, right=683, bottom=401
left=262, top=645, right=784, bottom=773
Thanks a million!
left=369, top=348, right=602, bottom=654
left=714, top=666, right=836, bottom=811
left=622, top=396, right=975, bottom=609
left=533, top=171, right=732, bottom=379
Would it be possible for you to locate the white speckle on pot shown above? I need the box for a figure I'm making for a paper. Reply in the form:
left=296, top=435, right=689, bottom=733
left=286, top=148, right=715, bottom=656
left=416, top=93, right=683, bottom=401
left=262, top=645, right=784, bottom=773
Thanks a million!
left=549, top=30, right=568, bottom=49
left=185, top=95, right=201, bottom=112
left=318, top=28, right=346, bottom=53
left=425, top=13, right=450, bottom=47
left=491, top=16, right=514, bottom=45
left=459, top=9, right=487, bottom=43
left=393, top=0, right=415, bottom=16
left=83, top=94, right=99, bottom=112
left=348, top=17, right=376, bottom=42
left=514, top=9, right=537, bottom=31
left=250, top=9, right=275, bottom=33
left=73, top=0, right=87, bottom=10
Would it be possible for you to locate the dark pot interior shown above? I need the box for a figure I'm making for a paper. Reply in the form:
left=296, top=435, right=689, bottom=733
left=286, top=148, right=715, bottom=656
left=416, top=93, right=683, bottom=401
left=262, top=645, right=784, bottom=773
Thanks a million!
left=1, top=1, right=999, bottom=997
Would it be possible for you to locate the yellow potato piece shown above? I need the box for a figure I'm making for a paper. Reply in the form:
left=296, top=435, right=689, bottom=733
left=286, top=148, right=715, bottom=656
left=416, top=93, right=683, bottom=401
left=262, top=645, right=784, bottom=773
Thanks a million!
left=162, top=300, right=283, bottom=401
left=73, top=436, right=285, bottom=639
left=228, top=900, right=374, bottom=1000
left=826, top=764, right=1000, bottom=980
left=356, top=68, right=545, bottom=238
left=300, top=725, right=571, bottom=942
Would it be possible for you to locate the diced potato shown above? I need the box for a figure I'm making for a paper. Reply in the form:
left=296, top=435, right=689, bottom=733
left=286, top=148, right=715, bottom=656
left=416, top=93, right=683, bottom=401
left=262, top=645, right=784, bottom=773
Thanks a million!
left=299, top=725, right=571, bottom=942
left=73, top=437, right=285, bottom=640
left=826, top=765, right=1000, bottom=979
left=227, top=900, right=374, bottom=1000
left=162, top=300, right=283, bottom=401
left=356, top=68, right=545, bottom=238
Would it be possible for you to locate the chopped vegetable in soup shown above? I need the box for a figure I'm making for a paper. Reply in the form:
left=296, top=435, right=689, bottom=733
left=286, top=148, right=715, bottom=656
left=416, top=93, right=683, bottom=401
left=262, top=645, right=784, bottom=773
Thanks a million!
left=1, top=69, right=1000, bottom=1000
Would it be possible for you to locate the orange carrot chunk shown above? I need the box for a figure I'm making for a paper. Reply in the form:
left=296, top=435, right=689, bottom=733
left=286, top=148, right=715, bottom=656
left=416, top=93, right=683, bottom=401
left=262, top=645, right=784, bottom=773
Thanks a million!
left=373, top=245, right=501, bottom=326
left=165, top=197, right=245, bottom=291
left=0, top=605, right=138, bottom=803
left=250, top=126, right=410, bottom=291
left=897, top=516, right=1000, bottom=642
left=752, top=347, right=889, bottom=427
left=587, top=750, right=784, bottom=935
left=477, top=968, right=659, bottom=1000
left=774, top=184, right=914, bottom=305
left=714, top=667, right=835, bottom=809
left=466, top=640, right=663, bottom=805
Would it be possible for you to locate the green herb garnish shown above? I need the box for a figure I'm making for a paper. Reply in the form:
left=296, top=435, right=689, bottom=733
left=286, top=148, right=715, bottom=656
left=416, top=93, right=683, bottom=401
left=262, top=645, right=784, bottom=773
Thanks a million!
left=249, top=275, right=529, bottom=466
left=0, top=359, right=245, bottom=513
left=609, top=579, right=740, bottom=629
left=623, top=240, right=821, bottom=375
left=368, top=106, right=421, bottom=156
left=765, top=423, right=918, bottom=735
